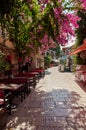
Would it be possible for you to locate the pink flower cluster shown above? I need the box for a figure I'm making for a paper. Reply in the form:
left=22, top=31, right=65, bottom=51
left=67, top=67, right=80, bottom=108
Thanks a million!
left=38, top=34, right=56, bottom=54
left=38, top=0, right=49, bottom=5
left=54, top=7, right=80, bottom=45
left=80, top=0, right=86, bottom=10
left=39, top=34, right=48, bottom=44
left=54, top=7, right=62, bottom=19
left=26, top=0, right=83, bottom=53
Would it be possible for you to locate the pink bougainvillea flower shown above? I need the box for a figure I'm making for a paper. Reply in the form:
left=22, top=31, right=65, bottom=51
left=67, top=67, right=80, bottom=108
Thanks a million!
left=80, top=0, right=86, bottom=10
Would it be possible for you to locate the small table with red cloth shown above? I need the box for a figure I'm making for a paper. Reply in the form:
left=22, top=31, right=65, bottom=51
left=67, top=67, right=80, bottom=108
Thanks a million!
left=32, top=68, right=45, bottom=78
left=15, top=72, right=36, bottom=88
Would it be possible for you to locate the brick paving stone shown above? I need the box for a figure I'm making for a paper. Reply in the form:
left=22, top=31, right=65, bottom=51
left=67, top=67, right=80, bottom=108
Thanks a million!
left=3, top=67, right=86, bottom=130
left=66, top=117, right=86, bottom=129
left=37, top=126, right=55, bottom=130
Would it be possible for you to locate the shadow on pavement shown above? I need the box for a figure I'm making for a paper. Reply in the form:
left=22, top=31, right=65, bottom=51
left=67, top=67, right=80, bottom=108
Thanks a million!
left=4, top=87, right=86, bottom=130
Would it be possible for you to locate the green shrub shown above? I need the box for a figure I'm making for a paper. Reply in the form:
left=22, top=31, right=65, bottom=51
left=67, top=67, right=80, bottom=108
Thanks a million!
left=0, top=51, right=10, bottom=74
left=44, top=55, right=52, bottom=68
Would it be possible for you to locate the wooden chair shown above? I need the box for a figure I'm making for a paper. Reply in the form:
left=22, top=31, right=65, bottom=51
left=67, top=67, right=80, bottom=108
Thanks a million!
left=0, top=90, right=12, bottom=115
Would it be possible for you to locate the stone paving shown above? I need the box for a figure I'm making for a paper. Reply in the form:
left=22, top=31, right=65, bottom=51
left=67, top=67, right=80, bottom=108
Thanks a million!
left=3, top=67, right=86, bottom=130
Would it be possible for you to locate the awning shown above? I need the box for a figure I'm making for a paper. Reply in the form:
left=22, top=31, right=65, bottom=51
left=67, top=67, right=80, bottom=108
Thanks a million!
left=69, top=40, right=86, bottom=55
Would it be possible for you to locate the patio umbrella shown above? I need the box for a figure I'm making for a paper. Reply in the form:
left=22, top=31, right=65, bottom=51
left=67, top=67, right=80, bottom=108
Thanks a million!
left=69, top=41, right=86, bottom=55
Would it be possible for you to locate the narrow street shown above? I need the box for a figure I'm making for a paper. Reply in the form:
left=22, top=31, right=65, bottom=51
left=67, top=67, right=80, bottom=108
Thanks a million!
left=4, top=67, right=86, bottom=130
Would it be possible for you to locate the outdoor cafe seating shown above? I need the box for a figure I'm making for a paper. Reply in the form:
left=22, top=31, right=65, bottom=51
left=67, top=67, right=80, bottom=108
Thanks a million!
left=0, top=90, right=12, bottom=115
left=75, top=65, right=86, bottom=86
left=15, top=72, right=37, bottom=89
left=0, top=66, right=45, bottom=119
left=32, top=68, right=45, bottom=78
left=0, top=77, right=29, bottom=103
left=69, top=39, right=86, bottom=86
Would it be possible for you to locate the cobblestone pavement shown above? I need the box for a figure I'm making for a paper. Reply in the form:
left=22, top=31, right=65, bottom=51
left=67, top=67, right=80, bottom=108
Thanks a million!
left=4, top=67, right=86, bottom=130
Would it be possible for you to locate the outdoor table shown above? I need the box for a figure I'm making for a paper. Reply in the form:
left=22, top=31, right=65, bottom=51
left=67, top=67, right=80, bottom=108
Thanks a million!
left=15, top=73, right=37, bottom=88
left=33, top=68, right=45, bottom=78
left=0, top=83, right=24, bottom=102
left=24, top=71, right=40, bottom=82
left=0, top=77, right=29, bottom=99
